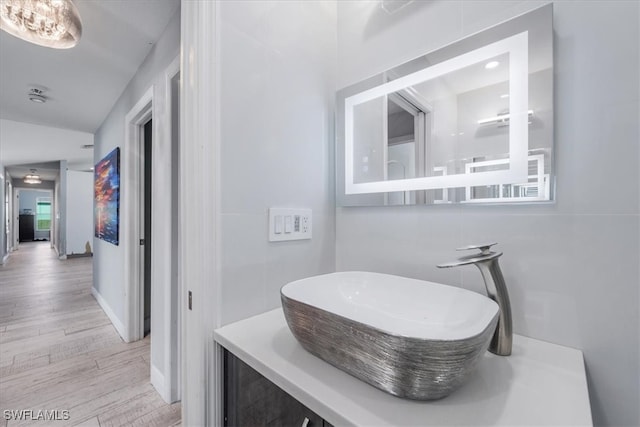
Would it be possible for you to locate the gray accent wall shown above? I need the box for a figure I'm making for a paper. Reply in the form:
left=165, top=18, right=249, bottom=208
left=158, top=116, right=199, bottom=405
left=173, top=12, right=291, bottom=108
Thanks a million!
left=12, top=180, right=55, bottom=191
left=335, top=2, right=639, bottom=426
left=92, top=9, right=180, bottom=400
left=93, top=11, right=179, bottom=325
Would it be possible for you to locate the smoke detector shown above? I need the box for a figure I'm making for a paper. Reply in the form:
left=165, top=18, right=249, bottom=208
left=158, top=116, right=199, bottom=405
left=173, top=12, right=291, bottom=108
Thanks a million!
left=28, top=88, right=47, bottom=103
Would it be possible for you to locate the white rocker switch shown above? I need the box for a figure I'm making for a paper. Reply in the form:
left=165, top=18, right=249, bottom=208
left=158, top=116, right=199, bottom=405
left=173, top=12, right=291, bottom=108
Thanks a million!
left=274, top=215, right=284, bottom=234
left=284, top=216, right=293, bottom=233
left=268, top=208, right=312, bottom=242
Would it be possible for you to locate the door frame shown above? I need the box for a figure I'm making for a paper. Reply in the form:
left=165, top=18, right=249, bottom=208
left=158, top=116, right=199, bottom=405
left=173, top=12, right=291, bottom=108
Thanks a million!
left=12, top=184, right=19, bottom=250
left=123, top=64, right=182, bottom=403
left=123, top=87, right=153, bottom=344
left=6, top=178, right=13, bottom=254
left=164, top=56, right=182, bottom=402
left=180, top=1, right=223, bottom=424
left=14, top=187, right=54, bottom=245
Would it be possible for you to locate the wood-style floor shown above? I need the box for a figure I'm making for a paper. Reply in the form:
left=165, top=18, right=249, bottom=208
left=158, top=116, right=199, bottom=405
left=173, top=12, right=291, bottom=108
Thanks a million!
left=0, top=242, right=181, bottom=426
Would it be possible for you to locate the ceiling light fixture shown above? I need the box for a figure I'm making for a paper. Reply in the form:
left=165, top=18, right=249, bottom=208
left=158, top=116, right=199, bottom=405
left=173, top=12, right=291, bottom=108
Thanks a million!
left=485, top=61, right=500, bottom=69
left=24, top=169, right=42, bottom=184
left=28, top=88, right=46, bottom=103
left=0, top=0, right=83, bottom=49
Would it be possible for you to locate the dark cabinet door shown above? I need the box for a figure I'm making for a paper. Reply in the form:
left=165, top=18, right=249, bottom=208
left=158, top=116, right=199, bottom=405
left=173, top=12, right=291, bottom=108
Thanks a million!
left=224, top=350, right=325, bottom=427
left=19, top=215, right=34, bottom=242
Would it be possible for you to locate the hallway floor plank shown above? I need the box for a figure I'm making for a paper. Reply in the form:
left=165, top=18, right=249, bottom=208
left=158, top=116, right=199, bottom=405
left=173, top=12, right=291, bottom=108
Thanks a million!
left=0, top=243, right=180, bottom=426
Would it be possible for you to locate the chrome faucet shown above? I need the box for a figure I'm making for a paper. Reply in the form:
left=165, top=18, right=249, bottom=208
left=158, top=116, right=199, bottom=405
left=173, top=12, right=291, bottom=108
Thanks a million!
left=437, top=243, right=512, bottom=356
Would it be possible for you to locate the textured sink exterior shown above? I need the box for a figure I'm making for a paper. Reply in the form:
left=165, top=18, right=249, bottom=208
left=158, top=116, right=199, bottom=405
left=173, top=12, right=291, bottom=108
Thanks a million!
left=281, top=271, right=499, bottom=400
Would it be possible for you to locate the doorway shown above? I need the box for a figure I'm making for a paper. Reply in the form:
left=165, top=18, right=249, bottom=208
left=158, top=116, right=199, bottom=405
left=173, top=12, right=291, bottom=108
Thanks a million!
left=122, top=87, right=153, bottom=344
left=16, top=189, right=53, bottom=243
left=121, top=71, right=181, bottom=402
left=143, top=119, right=153, bottom=337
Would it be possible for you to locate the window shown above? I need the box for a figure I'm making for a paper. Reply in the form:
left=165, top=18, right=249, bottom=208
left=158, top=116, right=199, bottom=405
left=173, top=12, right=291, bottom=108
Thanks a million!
left=36, top=198, right=52, bottom=231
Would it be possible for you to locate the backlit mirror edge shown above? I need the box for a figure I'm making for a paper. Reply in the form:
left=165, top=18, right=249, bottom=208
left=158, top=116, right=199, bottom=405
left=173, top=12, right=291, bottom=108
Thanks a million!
left=336, top=3, right=555, bottom=207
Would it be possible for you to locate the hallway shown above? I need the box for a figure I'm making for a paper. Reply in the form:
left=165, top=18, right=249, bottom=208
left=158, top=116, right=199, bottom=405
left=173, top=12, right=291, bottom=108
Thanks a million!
left=0, top=243, right=180, bottom=426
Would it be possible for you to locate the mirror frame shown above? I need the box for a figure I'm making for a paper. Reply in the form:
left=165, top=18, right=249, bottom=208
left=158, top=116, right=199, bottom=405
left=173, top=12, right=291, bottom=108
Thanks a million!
left=336, top=4, right=554, bottom=206
left=345, top=32, right=529, bottom=195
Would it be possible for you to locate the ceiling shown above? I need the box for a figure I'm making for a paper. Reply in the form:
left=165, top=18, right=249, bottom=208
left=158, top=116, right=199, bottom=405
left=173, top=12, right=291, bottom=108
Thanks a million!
left=7, top=161, right=62, bottom=182
left=0, top=0, right=180, bottom=178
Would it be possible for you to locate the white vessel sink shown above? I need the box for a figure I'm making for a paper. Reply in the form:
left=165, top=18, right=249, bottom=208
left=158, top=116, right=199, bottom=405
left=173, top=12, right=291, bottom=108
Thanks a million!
left=281, top=271, right=499, bottom=400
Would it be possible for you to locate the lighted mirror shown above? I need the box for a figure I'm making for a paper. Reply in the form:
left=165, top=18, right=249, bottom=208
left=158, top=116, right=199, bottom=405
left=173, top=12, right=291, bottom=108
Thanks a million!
left=336, top=4, right=553, bottom=206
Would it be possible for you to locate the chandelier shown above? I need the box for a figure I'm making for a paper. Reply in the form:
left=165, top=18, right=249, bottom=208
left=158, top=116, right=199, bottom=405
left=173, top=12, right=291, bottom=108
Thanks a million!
left=24, top=169, right=42, bottom=184
left=0, top=0, right=82, bottom=49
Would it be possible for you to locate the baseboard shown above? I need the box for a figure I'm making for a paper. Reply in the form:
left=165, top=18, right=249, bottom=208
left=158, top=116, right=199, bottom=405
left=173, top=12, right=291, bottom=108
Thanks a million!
left=67, top=253, right=93, bottom=259
left=53, top=245, right=68, bottom=259
left=91, top=287, right=127, bottom=341
left=151, top=363, right=171, bottom=403
left=1, top=253, right=8, bottom=265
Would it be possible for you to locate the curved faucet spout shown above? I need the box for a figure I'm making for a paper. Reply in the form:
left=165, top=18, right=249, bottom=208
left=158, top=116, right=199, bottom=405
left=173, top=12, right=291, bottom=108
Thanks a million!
left=437, top=245, right=512, bottom=356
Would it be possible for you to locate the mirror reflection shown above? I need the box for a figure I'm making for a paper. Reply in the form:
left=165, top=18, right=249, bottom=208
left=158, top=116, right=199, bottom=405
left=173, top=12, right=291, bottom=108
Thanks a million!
left=337, top=4, right=553, bottom=206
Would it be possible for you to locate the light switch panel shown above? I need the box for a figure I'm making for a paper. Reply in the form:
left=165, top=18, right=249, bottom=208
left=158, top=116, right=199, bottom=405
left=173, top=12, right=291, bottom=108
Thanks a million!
left=274, top=215, right=284, bottom=234
left=268, top=208, right=312, bottom=242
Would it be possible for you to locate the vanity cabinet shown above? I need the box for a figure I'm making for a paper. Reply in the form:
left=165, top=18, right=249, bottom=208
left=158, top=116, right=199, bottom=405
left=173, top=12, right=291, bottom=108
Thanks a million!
left=224, top=350, right=333, bottom=427
left=215, top=309, right=593, bottom=426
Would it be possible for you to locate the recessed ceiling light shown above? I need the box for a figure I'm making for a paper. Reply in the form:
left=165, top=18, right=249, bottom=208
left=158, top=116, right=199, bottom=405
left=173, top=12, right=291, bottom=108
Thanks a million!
left=500, top=94, right=510, bottom=99
left=485, top=61, right=500, bottom=70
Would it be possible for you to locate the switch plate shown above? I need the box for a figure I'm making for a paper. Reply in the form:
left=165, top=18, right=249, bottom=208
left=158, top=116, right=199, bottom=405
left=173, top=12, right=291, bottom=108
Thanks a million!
left=274, top=215, right=284, bottom=234
left=268, top=208, right=312, bottom=242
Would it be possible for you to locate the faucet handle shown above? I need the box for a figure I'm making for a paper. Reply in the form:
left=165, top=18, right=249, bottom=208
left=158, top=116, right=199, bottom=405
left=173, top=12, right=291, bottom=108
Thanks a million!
left=456, top=243, right=498, bottom=255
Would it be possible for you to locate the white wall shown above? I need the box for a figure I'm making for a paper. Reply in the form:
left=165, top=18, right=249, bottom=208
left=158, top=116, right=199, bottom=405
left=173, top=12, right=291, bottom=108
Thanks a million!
left=65, top=170, right=93, bottom=255
left=92, top=9, right=180, bottom=402
left=179, top=1, right=337, bottom=424
left=335, top=2, right=639, bottom=426
left=217, top=0, right=336, bottom=326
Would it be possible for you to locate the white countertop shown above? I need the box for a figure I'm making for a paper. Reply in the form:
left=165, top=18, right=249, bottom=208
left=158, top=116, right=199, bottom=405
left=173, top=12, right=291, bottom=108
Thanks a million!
left=214, top=309, right=592, bottom=426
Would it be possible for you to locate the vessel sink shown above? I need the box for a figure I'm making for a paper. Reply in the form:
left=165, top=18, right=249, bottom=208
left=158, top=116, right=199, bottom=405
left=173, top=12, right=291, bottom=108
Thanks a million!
left=281, top=271, right=499, bottom=400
